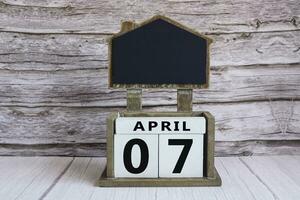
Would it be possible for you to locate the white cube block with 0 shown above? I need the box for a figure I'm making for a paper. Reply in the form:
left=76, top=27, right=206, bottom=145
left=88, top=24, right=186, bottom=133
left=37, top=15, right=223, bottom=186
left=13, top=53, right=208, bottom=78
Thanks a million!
left=114, top=134, right=158, bottom=178
left=114, top=116, right=206, bottom=178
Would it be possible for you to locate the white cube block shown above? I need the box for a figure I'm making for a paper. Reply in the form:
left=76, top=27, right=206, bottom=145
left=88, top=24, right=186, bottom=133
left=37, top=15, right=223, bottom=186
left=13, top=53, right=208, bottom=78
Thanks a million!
left=114, top=134, right=158, bottom=178
left=159, top=134, right=204, bottom=178
left=115, top=117, right=206, bottom=134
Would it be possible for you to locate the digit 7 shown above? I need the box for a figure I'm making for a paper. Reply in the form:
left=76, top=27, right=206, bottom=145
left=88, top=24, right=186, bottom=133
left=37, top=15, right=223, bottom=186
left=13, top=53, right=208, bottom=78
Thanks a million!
left=168, top=139, right=193, bottom=173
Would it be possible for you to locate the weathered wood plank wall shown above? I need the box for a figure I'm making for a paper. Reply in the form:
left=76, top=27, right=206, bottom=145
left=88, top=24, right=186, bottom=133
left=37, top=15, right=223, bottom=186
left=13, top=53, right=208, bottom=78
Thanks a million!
left=0, top=0, right=299, bottom=156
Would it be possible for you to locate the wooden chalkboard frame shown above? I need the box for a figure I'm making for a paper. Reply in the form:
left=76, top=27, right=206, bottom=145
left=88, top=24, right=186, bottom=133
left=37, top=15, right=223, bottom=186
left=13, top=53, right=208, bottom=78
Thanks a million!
left=108, top=15, right=213, bottom=89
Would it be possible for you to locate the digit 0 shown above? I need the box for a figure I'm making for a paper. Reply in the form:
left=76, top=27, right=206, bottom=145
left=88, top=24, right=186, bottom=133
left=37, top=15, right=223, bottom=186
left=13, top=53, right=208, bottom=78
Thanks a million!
left=123, top=138, right=149, bottom=174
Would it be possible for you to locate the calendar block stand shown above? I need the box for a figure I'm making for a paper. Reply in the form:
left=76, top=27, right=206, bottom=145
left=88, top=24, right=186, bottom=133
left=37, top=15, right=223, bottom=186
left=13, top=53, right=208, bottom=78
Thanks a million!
left=98, top=90, right=221, bottom=187
left=98, top=15, right=222, bottom=187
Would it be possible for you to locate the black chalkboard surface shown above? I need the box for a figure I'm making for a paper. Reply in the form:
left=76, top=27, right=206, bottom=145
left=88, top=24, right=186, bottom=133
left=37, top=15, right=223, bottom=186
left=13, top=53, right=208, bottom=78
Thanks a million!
left=109, top=16, right=211, bottom=88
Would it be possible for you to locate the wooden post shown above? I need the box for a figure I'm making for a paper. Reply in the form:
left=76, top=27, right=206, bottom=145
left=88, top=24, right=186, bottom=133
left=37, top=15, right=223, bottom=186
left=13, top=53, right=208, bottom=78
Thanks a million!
left=127, top=89, right=142, bottom=111
left=121, top=21, right=143, bottom=112
left=177, top=89, right=193, bottom=112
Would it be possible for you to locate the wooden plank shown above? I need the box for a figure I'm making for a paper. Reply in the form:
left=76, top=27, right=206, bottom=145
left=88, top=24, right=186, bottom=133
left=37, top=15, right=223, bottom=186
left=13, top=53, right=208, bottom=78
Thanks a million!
left=269, top=156, right=300, bottom=188
left=0, top=100, right=298, bottom=156
left=165, top=157, right=275, bottom=200
left=0, top=0, right=299, bottom=34
left=0, top=33, right=107, bottom=71
left=215, top=140, right=300, bottom=156
left=0, top=143, right=106, bottom=157
left=1, top=140, right=300, bottom=157
left=1, top=32, right=299, bottom=70
left=210, top=157, right=275, bottom=200
left=45, top=157, right=276, bottom=200
left=44, top=157, right=106, bottom=200
left=0, top=101, right=299, bottom=144
left=0, top=106, right=108, bottom=144
left=211, top=31, right=300, bottom=66
left=241, top=156, right=300, bottom=200
left=0, top=157, right=72, bottom=199
left=0, top=64, right=299, bottom=107
left=0, top=157, right=297, bottom=199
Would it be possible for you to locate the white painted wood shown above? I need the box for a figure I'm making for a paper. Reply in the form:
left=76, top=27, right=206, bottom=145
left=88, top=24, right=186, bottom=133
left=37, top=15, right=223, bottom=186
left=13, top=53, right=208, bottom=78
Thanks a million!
left=212, top=157, right=276, bottom=200
left=0, top=156, right=285, bottom=199
left=114, top=135, right=158, bottom=178
left=156, top=157, right=276, bottom=200
left=241, top=156, right=300, bottom=200
left=44, top=157, right=106, bottom=200
left=0, top=157, right=71, bottom=200
left=14, top=157, right=73, bottom=200
left=159, top=134, right=204, bottom=177
left=115, top=117, right=206, bottom=134
left=270, top=156, right=300, bottom=188
left=44, top=157, right=157, bottom=200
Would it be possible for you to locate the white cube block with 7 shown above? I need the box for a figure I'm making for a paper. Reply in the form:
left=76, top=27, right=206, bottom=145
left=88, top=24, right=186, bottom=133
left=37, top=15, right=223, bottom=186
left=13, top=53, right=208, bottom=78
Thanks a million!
left=159, top=134, right=204, bottom=177
left=114, top=135, right=158, bottom=178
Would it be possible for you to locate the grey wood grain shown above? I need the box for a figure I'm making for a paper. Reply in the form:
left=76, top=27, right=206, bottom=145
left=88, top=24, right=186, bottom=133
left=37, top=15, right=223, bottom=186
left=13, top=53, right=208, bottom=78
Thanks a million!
left=0, top=100, right=299, bottom=156
left=0, top=64, right=298, bottom=107
left=0, top=0, right=299, bottom=34
left=0, top=0, right=299, bottom=156
left=1, top=141, right=300, bottom=157
left=216, top=140, right=300, bottom=156
left=1, top=31, right=299, bottom=69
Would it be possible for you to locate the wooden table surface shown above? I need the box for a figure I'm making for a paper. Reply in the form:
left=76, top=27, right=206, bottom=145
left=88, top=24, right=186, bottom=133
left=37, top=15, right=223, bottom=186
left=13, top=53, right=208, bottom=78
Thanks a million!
left=0, top=156, right=299, bottom=200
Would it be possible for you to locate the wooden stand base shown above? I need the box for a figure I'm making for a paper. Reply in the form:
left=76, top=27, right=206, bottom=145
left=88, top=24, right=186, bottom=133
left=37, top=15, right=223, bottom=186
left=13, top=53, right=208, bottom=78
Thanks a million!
left=98, top=167, right=222, bottom=187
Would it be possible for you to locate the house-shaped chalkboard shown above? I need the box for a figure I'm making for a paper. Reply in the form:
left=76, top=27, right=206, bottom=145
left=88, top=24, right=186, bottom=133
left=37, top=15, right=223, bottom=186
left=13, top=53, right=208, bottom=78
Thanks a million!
left=109, top=15, right=212, bottom=88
